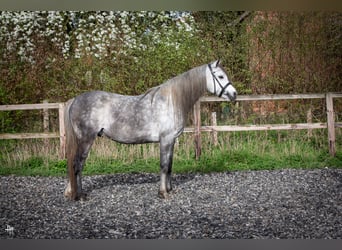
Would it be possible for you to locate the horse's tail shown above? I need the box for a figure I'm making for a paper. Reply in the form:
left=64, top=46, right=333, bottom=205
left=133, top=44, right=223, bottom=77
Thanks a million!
left=64, top=98, right=78, bottom=200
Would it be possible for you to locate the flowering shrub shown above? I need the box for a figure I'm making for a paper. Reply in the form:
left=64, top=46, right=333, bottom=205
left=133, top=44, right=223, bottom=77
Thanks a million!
left=0, top=11, right=196, bottom=63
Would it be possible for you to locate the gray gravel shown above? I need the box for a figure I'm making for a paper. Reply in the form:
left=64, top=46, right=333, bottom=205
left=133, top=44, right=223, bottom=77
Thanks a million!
left=0, top=168, right=341, bottom=239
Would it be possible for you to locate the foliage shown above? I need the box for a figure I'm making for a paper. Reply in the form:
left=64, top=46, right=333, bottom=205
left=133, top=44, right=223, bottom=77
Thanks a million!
left=0, top=11, right=195, bottom=62
left=247, top=11, right=342, bottom=94
left=1, top=11, right=341, bottom=103
left=192, top=11, right=252, bottom=94
left=0, top=11, right=207, bottom=102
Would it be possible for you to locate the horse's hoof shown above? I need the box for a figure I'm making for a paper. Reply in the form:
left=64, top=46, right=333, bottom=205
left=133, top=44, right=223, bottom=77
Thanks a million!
left=64, top=191, right=72, bottom=199
left=64, top=183, right=72, bottom=198
left=158, top=191, right=169, bottom=199
left=76, top=193, right=88, bottom=201
left=64, top=190, right=76, bottom=201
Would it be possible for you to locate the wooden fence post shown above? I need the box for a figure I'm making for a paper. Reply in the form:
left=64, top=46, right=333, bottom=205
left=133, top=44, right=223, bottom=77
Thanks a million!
left=326, top=93, right=336, bottom=157
left=306, top=107, right=312, bottom=138
left=194, top=101, right=201, bottom=160
left=43, top=100, right=50, bottom=131
left=211, top=112, right=218, bottom=146
left=43, top=100, right=50, bottom=148
left=58, top=103, right=66, bottom=159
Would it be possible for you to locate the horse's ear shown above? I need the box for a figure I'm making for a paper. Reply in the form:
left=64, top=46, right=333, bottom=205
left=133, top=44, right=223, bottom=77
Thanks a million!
left=215, top=59, right=221, bottom=67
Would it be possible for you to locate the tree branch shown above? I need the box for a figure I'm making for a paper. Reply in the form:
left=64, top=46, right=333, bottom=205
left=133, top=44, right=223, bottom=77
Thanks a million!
left=228, top=11, right=252, bottom=26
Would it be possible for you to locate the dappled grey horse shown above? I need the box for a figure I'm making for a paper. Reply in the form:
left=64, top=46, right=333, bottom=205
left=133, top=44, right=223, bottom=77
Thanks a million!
left=64, top=60, right=237, bottom=200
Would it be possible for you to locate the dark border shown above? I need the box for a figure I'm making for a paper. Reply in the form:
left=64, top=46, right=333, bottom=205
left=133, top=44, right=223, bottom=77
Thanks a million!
left=1, top=239, right=342, bottom=250
left=0, top=0, right=342, bottom=11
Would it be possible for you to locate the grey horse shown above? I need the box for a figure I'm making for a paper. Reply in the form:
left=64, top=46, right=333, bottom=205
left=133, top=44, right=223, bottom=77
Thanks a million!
left=64, top=60, right=237, bottom=200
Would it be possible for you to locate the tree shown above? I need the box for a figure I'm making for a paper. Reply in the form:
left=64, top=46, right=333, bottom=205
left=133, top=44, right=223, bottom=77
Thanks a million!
left=247, top=11, right=342, bottom=94
left=192, top=11, right=252, bottom=94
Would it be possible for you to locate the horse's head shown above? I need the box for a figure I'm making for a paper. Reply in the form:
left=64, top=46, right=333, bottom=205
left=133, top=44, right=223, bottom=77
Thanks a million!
left=206, top=60, right=237, bottom=101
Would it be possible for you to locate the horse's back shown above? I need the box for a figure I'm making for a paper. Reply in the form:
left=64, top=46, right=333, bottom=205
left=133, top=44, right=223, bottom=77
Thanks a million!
left=68, top=90, right=160, bottom=142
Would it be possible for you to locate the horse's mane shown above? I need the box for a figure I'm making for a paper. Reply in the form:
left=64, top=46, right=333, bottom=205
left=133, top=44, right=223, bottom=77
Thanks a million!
left=158, top=64, right=207, bottom=120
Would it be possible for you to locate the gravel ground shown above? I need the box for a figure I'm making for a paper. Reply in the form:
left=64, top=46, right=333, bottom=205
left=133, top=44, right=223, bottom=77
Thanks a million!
left=0, top=168, right=341, bottom=239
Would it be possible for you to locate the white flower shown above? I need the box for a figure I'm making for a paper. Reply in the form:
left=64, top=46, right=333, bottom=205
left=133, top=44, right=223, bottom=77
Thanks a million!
left=0, top=11, right=196, bottom=62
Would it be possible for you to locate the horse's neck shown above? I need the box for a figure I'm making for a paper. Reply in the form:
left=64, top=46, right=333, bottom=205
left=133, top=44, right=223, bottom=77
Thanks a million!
left=172, top=65, right=207, bottom=118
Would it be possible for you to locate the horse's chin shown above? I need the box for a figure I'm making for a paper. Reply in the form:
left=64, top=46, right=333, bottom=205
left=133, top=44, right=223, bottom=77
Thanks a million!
left=221, top=94, right=233, bottom=102
left=224, top=91, right=237, bottom=102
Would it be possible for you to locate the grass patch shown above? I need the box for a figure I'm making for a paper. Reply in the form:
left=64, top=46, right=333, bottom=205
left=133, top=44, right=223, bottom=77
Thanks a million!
left=0, top=130, right=341, bottom=176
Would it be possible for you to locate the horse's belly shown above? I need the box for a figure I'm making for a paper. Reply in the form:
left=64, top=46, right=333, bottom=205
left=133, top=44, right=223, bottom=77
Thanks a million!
left=103, top=122, right=160, bottom=144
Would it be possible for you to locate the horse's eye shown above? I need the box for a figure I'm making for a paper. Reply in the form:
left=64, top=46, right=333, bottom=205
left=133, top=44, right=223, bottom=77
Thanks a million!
left=218, top=75, right=224, bottom=79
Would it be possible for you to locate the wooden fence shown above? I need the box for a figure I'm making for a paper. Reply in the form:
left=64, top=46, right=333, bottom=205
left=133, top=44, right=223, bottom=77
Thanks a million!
left=188, top=93, right=342, bottom=159
left=0, top=102, right=66, bottom=158
left=0, top=93, right=341, bottom=159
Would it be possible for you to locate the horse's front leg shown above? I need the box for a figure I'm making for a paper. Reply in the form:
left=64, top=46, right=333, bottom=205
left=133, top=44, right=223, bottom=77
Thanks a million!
left=159, top=137, right=175, bottom=199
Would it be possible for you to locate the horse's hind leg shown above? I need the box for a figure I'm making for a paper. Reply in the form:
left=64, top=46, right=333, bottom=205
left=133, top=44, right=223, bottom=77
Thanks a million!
left=66, top=138, right=95, bottom=201
left=76, top=139, right=96, bottom=200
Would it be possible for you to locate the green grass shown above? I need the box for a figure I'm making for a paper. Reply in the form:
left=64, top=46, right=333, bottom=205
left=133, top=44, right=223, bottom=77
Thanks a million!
left=0, top=130, right=341, bottom=176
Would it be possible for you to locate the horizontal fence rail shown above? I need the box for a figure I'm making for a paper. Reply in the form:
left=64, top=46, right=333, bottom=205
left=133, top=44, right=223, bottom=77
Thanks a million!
left=200, top=93, right=326, bottom=102
left=0, top=93, right=341, bottom=159
left=0, top=132, right=59, bottom=139
left=0, top=103, right=60, bottom=111
left=0, top=102, right=66, bottom=158
left=184, top=123, right=328, bottom=133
